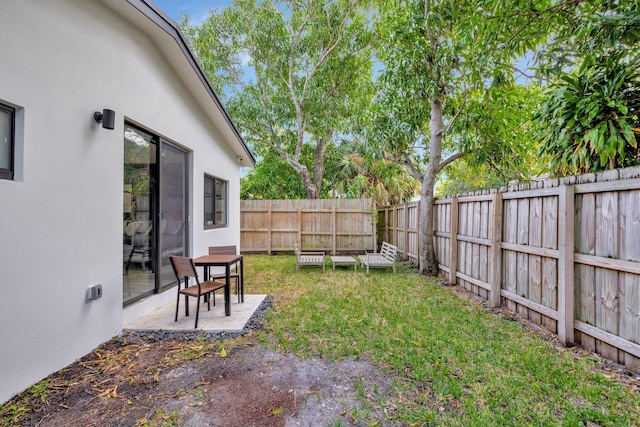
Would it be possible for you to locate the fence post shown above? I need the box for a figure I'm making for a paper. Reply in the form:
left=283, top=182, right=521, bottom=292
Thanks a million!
left=267, top=202, right=272, bottom=255
left=404, top=203, right=410, bottom=261
left=489, top=193, right=503, bottom=307
left=558, top=184, right=575, bottom=345
left=372, top=207, right=377, bottom=252
left=449, top=197, right=458, bottom=286
left=297, top=208, right=302, bottom=249
left=384, top=207, right=389, bottom=244
left=416, top=201, right=420, bottom=261
left=332, top=206, right=337, bottom=255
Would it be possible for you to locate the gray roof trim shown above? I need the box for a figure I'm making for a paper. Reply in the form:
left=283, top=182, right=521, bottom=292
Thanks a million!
left=127, top=0, right=256, bottom=165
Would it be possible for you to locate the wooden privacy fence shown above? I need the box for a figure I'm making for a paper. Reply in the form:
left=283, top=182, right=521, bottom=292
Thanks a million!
left=379, top=166, right=640, bottom=372
left=241, top=199, right=375, bottom=254
left=378, top=202, right=420, bottom=263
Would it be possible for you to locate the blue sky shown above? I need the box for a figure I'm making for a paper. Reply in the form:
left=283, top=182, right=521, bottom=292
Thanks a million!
left=153, top=0, right=230, bottom=24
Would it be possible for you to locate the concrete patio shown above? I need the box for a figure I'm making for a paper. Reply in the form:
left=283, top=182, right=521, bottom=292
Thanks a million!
left=125, top=294, right=267, bottom=332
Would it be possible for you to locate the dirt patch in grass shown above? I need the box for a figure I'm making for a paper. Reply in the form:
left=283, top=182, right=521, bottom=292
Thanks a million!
left=2, top=337, right=392, bottom=427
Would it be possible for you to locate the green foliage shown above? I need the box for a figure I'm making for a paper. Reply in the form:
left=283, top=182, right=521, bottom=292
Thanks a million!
left=143, top=409, right=182, bottom=427
left=373, top=1, right=545, bottom=171
left=0, top=403, right=30, bottom=427
left=534, top=1, right=640, bottom=78
left=496, top=0, right=640, bottom=176
left=536, top=51, right=640, bottom=175
left=183, top=0, right=376, bottom=198
left=180, top=13, right=243, bottom=96
left=451, top=83, right=546, bottom=184
left=436, top=160, right=508, bottom=196
left=0, top=379, right=50, bottom=426
left=241, top=151, right=307, bottom=199
left=370, top=0, right=549, bottom=273
left=240, top=139, right=419, bottom=203
left=327, top=139, right=420, bottom=205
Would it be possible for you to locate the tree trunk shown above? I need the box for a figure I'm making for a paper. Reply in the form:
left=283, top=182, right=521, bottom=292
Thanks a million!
left=418, top=96, right=444, bottom=276
left=312, top=132, right=331, bottom=197
left=301, top=167, right=318, bottom=199
left=281, top=156, right=319, bottom=199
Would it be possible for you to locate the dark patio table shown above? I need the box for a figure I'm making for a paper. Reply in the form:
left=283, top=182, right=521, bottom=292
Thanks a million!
left=193, top=254, right=244, bottom=316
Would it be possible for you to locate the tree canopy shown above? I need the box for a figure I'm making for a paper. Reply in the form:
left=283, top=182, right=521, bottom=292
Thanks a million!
left=533, top=0, right=640, bottom=175
left=184, top=0, right=376, bottom=199
left=182, top=0, right=640, bottom=275
left=365, top=0, right=554, bottom=273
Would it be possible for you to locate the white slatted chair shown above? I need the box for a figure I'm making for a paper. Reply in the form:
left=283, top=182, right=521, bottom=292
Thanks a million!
left=294, top=243, right=325, bottom=272
left=358, top=241, right=398, bottom=273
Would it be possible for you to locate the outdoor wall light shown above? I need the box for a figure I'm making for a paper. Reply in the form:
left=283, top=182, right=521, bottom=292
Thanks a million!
left=93, top=108, right=115, bottom=130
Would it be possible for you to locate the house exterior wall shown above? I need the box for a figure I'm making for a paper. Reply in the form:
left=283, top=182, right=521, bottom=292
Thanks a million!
left=0, top=0, right=242, bottom=402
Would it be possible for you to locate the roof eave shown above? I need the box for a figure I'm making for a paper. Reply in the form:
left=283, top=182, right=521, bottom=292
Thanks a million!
left=103, top=0, right=256, bottom=166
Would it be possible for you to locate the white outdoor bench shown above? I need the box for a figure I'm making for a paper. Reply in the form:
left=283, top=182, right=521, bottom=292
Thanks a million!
left=358, top=241, right=398, bottom=274
left=295, top=243, right=325, bottom=272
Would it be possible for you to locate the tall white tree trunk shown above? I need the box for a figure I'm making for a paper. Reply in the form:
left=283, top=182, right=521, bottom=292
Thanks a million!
left=419, top=96, right=444, bottom=275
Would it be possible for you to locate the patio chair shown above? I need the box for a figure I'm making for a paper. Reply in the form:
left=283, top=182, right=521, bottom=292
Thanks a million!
left=294, top=243, right=325, bottom=272
left=358, top=241, right=398, bottom=273
left=124, top=221, right=152, bottom=273
left=208, top=245, right=242, bottom=303
left=170, top=256, right=228, bottom=329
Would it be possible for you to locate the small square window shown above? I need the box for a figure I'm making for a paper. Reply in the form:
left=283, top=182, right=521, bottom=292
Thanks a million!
left=0, top=103, right=15, bottom=180
left=204, top=174, right=227, bottom=229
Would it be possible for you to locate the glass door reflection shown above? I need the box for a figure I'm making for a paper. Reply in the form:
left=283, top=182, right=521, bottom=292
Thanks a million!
left=159, top=141, right=188, bottom=290
left=123, top=125, right=157, bottom=304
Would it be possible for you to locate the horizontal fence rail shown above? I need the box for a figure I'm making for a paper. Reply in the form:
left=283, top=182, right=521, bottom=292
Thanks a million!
left=378, top=166, right=640, bottom=373
left=241, top=199, right=375, bottom=255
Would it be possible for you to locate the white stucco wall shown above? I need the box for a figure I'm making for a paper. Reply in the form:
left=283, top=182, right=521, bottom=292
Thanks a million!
left=0, top=0, right=242, bottom=402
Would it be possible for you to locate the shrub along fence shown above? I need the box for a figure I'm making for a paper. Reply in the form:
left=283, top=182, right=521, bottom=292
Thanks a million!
left=241, top=199, right=375, bottom=255
left=378, top=166, right=640, bottom=372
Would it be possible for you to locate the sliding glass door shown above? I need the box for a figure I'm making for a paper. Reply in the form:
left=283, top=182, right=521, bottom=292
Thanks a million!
left=123, top=125, right=189, bottom=306
left=159, top=141, right=188, bottom=289
left=123, top=126, right=157, bottom=303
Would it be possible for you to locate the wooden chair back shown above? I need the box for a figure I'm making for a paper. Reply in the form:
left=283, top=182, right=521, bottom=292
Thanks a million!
left=209, top=245, right=237, bottom=256
left=207, top=245, right=241, bottom=302
left=170, top=256, right=198, bottom=280
left=380, top=242, right=398, bottom=261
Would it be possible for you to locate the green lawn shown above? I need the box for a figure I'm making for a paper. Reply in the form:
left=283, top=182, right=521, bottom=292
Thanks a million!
left=246, top=255, right=640, bottom=426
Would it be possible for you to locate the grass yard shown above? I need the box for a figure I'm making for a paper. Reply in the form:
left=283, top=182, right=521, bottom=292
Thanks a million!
left=246, top=255, right=640, bottom=426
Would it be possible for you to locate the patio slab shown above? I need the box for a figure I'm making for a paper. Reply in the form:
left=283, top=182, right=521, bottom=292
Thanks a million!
left=125, top=294, right=267, bottom=332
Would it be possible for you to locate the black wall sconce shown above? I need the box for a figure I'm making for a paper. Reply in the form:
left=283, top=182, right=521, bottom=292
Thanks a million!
left=93, top=109, right=115, bottom=130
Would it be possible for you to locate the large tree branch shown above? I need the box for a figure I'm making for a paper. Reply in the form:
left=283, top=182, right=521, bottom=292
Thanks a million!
left=436, top=151, right=471, bottom=174
left=398, top=154, right=424, bottom=182
left=494, top=61, right=549, bottom=82
left=288, top=1, right=309, bottom=102
left=437, top=109, right=461, bottom=136
left=424, top=0, right=436, bottom=48
left=287, top=11, right=309, bottom=158
left=301, top=0, right=355, bottom=99
left=255, top=77, right=306, bottom=159
left=431, top=84, right=468, bottom=137
left=287, top=1, right=354, bottom=160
